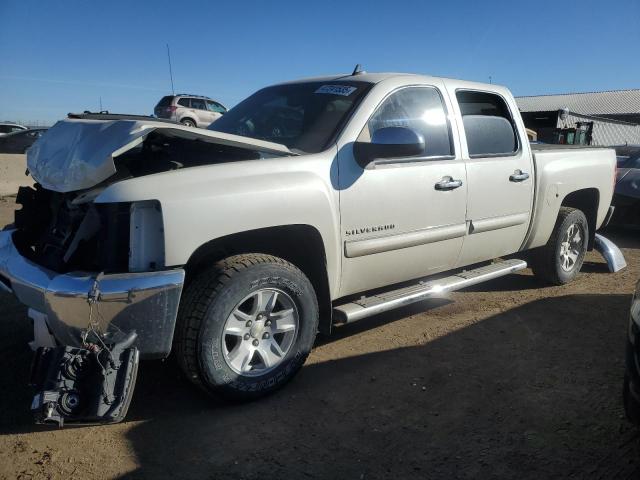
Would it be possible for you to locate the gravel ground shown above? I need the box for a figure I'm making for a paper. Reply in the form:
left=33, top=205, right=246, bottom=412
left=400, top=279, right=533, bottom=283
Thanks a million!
left=0, top=196, right=639, bottom=479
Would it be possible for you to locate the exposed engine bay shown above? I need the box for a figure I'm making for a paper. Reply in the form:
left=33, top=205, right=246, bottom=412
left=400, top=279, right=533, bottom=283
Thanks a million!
left=27, top=116, right=292, bottom=193
left=15, top=117, right=290, bottom=274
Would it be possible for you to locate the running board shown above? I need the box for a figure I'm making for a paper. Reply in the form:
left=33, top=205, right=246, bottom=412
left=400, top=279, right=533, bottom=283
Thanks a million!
left=333, top=259, right=527, bottom=324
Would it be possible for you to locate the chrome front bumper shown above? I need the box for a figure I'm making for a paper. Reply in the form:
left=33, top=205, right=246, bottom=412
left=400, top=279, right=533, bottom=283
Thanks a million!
left=0, top=229, right=184, bottom=359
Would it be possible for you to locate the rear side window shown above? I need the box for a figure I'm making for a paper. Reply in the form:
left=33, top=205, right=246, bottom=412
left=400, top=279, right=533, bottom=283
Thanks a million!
left=190, top=98, right=206, bottom=110
left=617, top=156, right=630, bottom=167
left=366, top=86, right=453, bottom=158
left=456, top=90, right=518, bottom=157
left=178, top=98, right=191, bottom=107
left=156, top=96, right=174, bottom=107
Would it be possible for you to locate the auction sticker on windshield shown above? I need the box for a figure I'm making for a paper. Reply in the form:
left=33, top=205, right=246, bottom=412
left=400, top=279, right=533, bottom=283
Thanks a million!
left=315, top=85, right=358, bottom=96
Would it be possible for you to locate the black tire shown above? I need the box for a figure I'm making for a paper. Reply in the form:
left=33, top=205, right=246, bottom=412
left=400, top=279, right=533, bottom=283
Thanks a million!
left=174, top=254, right=318, bottom=401
left=624, top=375, right=640, bottom=426
left=530, top=207, right=589, bottom=285
left=180, top=118, right=196, bottom=127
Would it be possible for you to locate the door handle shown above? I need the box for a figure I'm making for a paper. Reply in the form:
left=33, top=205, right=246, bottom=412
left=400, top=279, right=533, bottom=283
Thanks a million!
left=509, top=170, right=530, bottom=182
left=435, top=177, right=463, bottom=191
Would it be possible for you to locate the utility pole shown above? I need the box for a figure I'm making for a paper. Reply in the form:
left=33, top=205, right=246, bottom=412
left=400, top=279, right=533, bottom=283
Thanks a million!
left=167, top=44, right=175, bottom=95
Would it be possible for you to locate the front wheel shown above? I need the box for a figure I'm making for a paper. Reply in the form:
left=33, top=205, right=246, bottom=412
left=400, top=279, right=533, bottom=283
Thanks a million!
left=530, top=207, right=589, bottom=285
left=174, top=254, right=319, bottom=400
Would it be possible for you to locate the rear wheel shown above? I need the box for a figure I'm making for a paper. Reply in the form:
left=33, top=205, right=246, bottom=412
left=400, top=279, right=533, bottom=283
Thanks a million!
left=180, top=118, right=196, bottom=127
left=174, top=254, right=318, bottom=400
left=530, top=207, right=589, bottom=285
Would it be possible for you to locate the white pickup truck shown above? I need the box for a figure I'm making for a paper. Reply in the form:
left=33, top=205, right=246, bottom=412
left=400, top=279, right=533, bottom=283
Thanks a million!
left=0, top=71, right=625, bottom=425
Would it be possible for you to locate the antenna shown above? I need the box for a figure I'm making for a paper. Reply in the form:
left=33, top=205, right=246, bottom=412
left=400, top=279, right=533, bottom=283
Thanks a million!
left=167, top=44, right=175, bottom=95
left=489, top=75, right=492, bottom=84
left=352, top=64, right=365, bottom=76
left=99, top=96, right=103, bottom=111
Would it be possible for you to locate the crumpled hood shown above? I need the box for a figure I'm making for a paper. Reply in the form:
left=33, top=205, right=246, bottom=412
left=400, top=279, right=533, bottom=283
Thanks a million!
left=27, top=118, right=293, bottom=193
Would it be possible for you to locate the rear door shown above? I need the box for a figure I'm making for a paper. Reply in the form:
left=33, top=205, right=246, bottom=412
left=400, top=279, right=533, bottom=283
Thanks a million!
left=449, top=88, right=534, bottom=266
left=189, top=98, right=209, bottom=127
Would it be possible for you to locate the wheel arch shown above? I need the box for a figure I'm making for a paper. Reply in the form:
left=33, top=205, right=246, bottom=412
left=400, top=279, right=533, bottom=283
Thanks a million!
left=560, top=188, right=599, bottom=250
left=180, top=117, right=197, bottom=126
left=184, top=225, right=333, bottom=334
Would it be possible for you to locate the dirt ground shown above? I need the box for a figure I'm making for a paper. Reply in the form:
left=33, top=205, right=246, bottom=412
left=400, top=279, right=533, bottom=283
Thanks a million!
left=0, top=195, right=639, bottom=480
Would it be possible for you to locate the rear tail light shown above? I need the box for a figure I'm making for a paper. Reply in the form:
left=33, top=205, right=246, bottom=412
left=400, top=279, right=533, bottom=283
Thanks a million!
left=166, top=106, right=177, bottom=113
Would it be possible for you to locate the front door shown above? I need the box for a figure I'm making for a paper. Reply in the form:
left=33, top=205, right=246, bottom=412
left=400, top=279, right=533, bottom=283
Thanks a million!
left=206, top=100, right=226, bottom=125
left=338, top=83, right=468, bottom=297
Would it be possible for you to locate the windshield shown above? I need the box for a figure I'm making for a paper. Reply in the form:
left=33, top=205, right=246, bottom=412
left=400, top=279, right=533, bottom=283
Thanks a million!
left=208, top=81, right=371, bottom=153
left=615, top=147, right=640, bottom=168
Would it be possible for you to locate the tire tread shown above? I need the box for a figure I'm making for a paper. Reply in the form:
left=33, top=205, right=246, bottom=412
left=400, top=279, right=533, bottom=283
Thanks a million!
left=174, top=253, right=307, bottom=391
left=530, top=207, right=588, bottom=285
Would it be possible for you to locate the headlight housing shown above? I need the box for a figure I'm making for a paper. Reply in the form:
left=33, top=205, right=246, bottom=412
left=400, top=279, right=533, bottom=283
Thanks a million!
left=128, top=200, right=165, bottom=272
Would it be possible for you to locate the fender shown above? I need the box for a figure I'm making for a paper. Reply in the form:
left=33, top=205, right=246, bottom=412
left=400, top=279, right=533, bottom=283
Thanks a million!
left=521, top=147, right=616, bottom=250
left=95, top=149, right=343, bottom=297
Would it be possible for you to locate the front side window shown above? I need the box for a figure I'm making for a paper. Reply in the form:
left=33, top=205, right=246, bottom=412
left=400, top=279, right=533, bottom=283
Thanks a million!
left=456, top=90, right=518, bottom=157
left=208, top=81, right=371, bottom=153
left=365, top=87, right=452, bottom=158
left=207, top=100, right=226, bottom=113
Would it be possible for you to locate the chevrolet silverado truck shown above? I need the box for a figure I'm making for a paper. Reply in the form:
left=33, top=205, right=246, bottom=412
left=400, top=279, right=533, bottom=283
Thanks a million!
left=0, top=71, right=626, bottom=425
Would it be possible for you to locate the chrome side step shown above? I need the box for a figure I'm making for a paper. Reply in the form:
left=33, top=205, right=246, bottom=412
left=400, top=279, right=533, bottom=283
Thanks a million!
left=333, top=259, right=527, bottom=324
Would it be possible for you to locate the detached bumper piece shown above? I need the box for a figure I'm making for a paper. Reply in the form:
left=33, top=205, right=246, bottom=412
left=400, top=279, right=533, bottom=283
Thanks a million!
left=594, top=233, right=627, bottom=273
left=30, top=333, right=139, bottom=426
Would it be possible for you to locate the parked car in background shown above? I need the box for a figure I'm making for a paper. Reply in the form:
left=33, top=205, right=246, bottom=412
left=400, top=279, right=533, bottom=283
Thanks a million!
left=624, top=278, right=640, bottom=425
left=0, top=128, right=48, bottom=153
left=612, top=145, right=640, bottom=225
left=0, top=122, right=28, bottom=137
left=154, top=94, right=227, bottom=127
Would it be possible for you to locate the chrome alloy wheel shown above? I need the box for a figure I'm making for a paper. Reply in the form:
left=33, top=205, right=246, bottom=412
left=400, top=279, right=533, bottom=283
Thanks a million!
left=222, top=288, right=299, bottom=376
left=559, top=222, right=584, bottom=272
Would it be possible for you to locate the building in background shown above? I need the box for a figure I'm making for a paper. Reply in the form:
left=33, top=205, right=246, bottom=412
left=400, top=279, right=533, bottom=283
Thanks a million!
left=516, top=89, right=640, bottom=146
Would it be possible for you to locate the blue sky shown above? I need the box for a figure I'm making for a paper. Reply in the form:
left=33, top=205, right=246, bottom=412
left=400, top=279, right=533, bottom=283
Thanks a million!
left=1, top=0, right=639, bottom=125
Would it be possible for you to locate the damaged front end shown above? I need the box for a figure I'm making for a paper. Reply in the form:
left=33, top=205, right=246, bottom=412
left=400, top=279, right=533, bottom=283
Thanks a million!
left=30, top=332, right=140, bottom=426
left=1, top=116, right=290, bottom=425
left=1, top=217, right=184, bottom=425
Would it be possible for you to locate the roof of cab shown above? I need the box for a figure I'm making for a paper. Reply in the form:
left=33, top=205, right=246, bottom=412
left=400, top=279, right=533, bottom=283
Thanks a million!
left=276, top=72, right=504, bottom=93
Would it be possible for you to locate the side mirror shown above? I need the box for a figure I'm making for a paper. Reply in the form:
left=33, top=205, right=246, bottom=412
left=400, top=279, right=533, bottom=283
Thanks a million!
left=354, top=127, right=425, bottom=167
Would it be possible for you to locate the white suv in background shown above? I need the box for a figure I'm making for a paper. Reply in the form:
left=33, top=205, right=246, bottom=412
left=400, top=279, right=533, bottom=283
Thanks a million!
left=154, top=94, right=227, bottom=128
